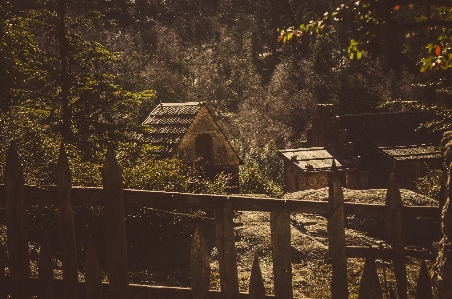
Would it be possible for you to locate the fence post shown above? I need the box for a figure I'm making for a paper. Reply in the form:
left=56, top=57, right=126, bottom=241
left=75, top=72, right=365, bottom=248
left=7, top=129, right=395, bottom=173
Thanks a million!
left=39, top=230, right=54, bottom=299
left=5, top=142, right=30, bottom=299
left=415, top=260, right=433, bottom=299
left=249, top=253, right=265, bottom=299
left=57, top=144, right=78, bottom=299
left=102, top=146, right=130, bottom=299
left=385, top=174, right=407, bottom=299
left=214, top=199, right=239, bottom=299
left=270, top=209, right=292, bottom=299
left=328, top=161, right=348, bottom=299
left=0, top=244, right=6, bottom=299
left=86, top=236, right=103, bottom=299
left=358, top=255, right=382, bottom=299
left=190, top=224, right=210, bottom=299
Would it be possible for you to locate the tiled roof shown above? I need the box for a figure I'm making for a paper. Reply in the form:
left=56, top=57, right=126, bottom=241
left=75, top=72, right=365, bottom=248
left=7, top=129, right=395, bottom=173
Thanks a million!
left=279, top=147, right=354, bottom=172
left=141, top=102, right=203, bottom=156
left=373, top=140, right=441, bottom=161
left=336, top=111, right=442, bottom=160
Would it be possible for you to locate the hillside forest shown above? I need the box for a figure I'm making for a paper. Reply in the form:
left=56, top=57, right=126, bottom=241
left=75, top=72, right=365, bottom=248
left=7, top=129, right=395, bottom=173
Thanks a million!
left=1, top=0, right=451, bottom=195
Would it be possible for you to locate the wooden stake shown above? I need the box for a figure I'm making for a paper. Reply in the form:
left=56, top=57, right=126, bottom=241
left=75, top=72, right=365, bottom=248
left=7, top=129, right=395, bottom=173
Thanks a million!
left=190, top=225, right=210, bottom=299
left=5, top=142, right=30, bottom=298
left=103, top=146, right=129, bottom=299
left=39, top=230, right=54, bottom=299
left=249, top=253, right=265, bottom=299
left=86, top=236, right=103, bottom=299
left=214, top=200, right=239, bottom=299
left=270, top=209, right=293, bottom=299
left=385, top=174, right=407, bottom=299
left=358, top=255, right=382, bottom=299
left=328, top=160, right=348, bottom=299
left=389, top=286, right=397, bottom=299
left=415, top=260, right=433, bottom=299
left=0, top=244, right=6, bottom=299
left=57, top=144, right=78, bottom=299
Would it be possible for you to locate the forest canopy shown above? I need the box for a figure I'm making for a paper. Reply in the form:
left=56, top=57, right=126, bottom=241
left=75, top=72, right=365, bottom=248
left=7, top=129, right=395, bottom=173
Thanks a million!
left=1, top=0, right=451, bottom=192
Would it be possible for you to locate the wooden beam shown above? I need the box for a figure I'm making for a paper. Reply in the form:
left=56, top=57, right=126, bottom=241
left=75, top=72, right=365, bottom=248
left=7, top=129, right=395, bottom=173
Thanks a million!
left=5, top=142, right=30, bottom=299
left=57, top=144, right=79, bottom=299
left=190, top=225, right=210, bottom=299
left=328, top=161, right=348, bottom=299
left=38, top=230, right=54, bottom=299
left=102, top=147, right=129, bottom=299
left=346, top=246, right=435, bottom=260
left=270, top=209, right=293, bottom=299
left=4, top=277, right=283, bottom=298
left=0, top=185, right=439, bottom=218
left=215, top=200, right=239, bottom=299
left=386, top=174, right=408, bottom=299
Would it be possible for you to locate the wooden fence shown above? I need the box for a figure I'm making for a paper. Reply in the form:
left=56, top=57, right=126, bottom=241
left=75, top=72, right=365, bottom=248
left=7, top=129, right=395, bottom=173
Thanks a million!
left=0, top=143, right=440, bottom=299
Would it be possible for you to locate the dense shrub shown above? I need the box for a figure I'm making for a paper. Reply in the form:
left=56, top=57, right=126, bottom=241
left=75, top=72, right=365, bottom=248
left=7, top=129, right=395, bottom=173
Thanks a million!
left=239, top=143, right=284, bottom=198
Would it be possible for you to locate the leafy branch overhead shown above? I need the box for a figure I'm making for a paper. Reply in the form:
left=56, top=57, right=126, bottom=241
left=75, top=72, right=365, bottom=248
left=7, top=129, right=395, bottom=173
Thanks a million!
left=278, top=1, right=452, bottom=72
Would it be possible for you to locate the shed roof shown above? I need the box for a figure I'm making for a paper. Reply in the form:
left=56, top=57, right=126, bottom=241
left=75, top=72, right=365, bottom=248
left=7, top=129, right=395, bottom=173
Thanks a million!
left=336, top=111, right=442, bottom=161
left=278, top=147, right=354, bottom=173
left=141, top=102, right=203, bottom=156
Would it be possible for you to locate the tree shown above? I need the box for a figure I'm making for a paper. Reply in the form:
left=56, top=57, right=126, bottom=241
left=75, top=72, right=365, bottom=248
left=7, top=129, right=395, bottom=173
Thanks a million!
left=0, top=1, right=42, bottom=111
left=22, top=0, right=144, bottom=157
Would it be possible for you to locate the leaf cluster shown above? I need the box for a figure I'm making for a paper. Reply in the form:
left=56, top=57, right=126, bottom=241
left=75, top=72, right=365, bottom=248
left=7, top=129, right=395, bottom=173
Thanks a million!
left=278, top=1, right=452, bottom=72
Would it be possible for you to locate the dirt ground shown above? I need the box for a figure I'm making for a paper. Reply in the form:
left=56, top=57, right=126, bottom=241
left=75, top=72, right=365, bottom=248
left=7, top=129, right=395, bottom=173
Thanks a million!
left=208, top=188, right=440, bottom=298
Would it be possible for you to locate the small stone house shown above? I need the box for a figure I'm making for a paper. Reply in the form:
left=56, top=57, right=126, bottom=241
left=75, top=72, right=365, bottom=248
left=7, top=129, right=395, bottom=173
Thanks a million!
left=141, top=102, right=242, bottom=190
left=300, top=104, right=443, bottom=190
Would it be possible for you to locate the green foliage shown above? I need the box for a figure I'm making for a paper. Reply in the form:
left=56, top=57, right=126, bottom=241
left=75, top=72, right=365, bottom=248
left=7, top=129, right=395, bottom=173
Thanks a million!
left=239, top=143, right=284, bottom=198
left=0, top=1, right=42, bottom=111
left=122, top=157, right=232, bottom=194
left=278, top=1, right=452, bottom=73
left=416, top=168, right=442, bottom=201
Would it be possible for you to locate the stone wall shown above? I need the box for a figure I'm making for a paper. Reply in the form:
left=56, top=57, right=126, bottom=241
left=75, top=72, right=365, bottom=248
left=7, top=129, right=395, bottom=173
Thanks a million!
left=178, top=106, right=241, bottom=191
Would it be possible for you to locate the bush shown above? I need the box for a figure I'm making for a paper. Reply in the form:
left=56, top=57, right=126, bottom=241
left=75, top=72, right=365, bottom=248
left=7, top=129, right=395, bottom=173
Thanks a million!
left=239, top=143, right=284, bottom=197
left=416, top=168, right=442, bottom=201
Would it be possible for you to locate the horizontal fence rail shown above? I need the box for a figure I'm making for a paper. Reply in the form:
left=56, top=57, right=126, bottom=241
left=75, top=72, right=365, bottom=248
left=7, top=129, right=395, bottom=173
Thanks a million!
left=0, top=185, right=439, bottom=217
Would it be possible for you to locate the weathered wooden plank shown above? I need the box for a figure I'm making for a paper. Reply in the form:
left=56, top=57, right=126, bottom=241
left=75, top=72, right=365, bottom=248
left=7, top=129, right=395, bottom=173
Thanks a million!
left=190, top=225, right=210, bottom=299
left=102, top=147, right=130, bottom=299
left=249, top=253, right=265, bottom=299
left=215, top=200, right=239, bottom=299
left=415, top=260, right=433, bottom=299
left=345, top=246, right=434, bottom=260
left=270, top=209, right=293, bottom=299
left=57, top=144, right=79, bottom=299
left=0, top=185, right=440, bottom=218
left=86, top=236, right=103, bottom=299
left=38, top=230, right=54, bottom=299
left=358, top=256, right=382, bottom=299
left=385, top=174, right=407, bottom=299
left=0, top=244, right=6, bottom=299
left=5, top=142, right=30, bottom=299
left=6, top=276, right=282, bottom=298
left=328, top=161, right=348, bottom=299
left=389, top=286, right=397, bottom=299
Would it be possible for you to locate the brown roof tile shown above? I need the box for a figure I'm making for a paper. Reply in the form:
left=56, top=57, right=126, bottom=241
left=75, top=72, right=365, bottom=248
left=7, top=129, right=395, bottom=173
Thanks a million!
left=279, top=147, right=354, bottom=172
left=141, top=102, right=203, bottom=156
